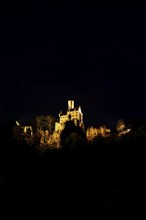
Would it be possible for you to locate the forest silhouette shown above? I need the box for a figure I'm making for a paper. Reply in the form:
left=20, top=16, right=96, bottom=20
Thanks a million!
left=0, top=119, right=146, bottom=217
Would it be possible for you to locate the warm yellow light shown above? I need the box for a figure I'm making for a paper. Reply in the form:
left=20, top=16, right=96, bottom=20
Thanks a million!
left=16, top=121, right=20, bottom=126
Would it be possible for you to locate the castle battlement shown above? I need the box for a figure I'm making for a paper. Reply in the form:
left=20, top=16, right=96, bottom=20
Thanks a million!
left=55, top=100, right=84, bottom=133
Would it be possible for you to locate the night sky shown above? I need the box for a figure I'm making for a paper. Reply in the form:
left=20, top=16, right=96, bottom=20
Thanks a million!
left=0, top=3, right=146, bottom=128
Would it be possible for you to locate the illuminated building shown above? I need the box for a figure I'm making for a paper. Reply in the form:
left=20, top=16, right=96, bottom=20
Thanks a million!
left=15, top=100, right=113, bottom=147
left=15, top=121, right=33, bottom=137
left=55, top=100, right=84, bottom=133
left=48, top=100, right=84, bottom=147
left=86, top=125, right=111, bottom=141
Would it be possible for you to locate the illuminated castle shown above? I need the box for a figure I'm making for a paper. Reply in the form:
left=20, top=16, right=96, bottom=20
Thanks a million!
left=15, top=99, right=113, bottom=147
left=55, top=100, right=84, bottom=133
left=46, top=100, right=84, bottom=147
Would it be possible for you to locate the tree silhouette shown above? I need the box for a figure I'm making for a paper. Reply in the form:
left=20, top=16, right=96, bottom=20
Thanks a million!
left=36, top=115, right=57, bottom=134
left=60, top=121, right=86, bottom=151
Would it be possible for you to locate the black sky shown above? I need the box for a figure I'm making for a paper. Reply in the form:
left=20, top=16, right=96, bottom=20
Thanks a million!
left=0, top=3, right=146, bottom=128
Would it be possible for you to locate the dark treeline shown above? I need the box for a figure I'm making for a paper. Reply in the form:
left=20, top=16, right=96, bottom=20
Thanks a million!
left=0, top=119, right=146, bottom=217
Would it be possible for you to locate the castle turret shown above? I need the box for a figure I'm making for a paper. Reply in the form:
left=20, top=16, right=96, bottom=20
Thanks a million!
left=55, top=99, right=84, bottom=133
left=68, top=100, right=74, bottom=110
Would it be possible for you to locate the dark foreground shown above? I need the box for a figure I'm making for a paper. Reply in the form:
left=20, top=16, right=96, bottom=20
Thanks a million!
left=0, top=124, right=146, bottom=218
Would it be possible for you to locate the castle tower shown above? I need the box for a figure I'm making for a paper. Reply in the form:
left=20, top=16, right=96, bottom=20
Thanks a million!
left=68, top=100, right=74, bottom=110
left=55, top=99, right=84, bottom=133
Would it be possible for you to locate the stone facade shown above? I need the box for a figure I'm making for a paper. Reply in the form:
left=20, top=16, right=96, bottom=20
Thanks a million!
left=15, top=100, right=113, bottom=147
left=55, top=100, right=84, bottom=133
left=51, top=100, right=84, bottom=147
left=86, top=126, right=111, bottom=141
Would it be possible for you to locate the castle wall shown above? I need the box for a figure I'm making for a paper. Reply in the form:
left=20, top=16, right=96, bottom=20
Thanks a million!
left=86, top=126, right=111, bottom=140
left=55, top=100, right=84, bottom=134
